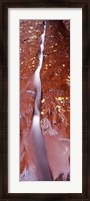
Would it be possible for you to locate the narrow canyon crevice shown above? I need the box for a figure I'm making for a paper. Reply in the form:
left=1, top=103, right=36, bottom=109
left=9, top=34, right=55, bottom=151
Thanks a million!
left=20, top=20, right=70, bottom=181
left=32, top=21, right=52, bottom=180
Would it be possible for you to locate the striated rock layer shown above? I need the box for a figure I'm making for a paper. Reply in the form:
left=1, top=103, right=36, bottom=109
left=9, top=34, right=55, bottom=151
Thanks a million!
left=20, top=20, right=70, bottom=181
left=40, top=20, right=70, bottom=181
left=20, top=20, right=44, bottom=180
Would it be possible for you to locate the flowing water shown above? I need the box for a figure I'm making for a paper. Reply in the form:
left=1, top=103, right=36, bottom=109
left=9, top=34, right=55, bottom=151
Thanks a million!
left=32, top=21, right=52, bottom=181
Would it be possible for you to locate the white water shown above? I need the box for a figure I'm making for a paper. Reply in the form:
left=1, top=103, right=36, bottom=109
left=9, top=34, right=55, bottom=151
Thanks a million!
left=32, top=21, right=52, bottom=180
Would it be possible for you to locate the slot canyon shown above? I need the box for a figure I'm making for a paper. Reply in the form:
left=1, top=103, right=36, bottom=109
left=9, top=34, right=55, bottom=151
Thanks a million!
left=20, top=20, right=70, bottom=181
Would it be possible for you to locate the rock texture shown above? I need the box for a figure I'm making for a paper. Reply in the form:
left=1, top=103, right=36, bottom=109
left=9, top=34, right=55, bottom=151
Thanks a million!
left=20, top=20, right=43, bottom=180
left=40, top=20, right=70, bottom=180
left=20, top=20, right=70, bottom=181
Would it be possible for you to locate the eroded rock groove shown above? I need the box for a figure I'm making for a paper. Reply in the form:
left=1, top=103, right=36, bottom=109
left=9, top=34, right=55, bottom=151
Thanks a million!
left=32, top=21, right=52, bottom=181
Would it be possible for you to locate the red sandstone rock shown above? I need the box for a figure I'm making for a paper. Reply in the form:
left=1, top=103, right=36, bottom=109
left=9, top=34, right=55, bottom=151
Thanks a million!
left=20, top=20, right=70, bottom=181
left=20, top=20, right=43, bottom=180
left=40, top=20, right=70, bottom=180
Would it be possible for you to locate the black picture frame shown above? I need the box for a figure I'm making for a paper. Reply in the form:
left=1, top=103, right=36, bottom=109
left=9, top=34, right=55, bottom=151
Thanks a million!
left=0, top=0, right=90, bottom=200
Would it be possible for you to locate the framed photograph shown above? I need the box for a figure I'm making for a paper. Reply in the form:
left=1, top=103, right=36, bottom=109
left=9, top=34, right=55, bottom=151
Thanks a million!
left=0, top=0, right=89, bottom=200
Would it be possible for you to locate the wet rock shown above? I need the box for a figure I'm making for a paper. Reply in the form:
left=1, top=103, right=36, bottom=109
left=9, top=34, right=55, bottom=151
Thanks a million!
left=40, top=20, right=70, bottom=180
left=20, top=20, right=44, bottom=179
left=41, top=118, right=58, bottom=136
left=20, top=20, right=70, bottom=181
left=43, top=135, right=70, bottom=181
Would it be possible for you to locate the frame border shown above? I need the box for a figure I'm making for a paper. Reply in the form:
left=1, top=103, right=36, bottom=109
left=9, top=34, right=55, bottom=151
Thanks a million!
left=0, top=0, right=89, bottom=200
